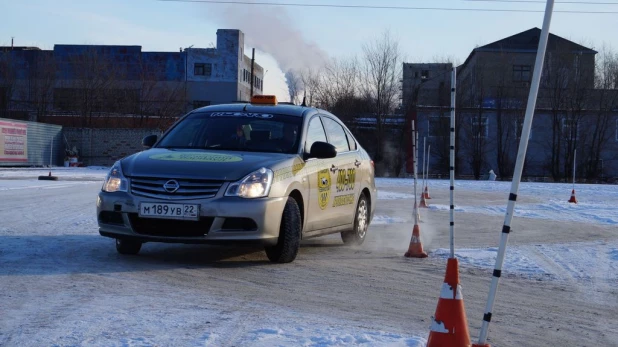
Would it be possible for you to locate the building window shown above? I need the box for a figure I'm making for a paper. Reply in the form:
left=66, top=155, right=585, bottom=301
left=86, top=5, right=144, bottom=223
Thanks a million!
left=615, top=119, right=618, bottom=141
left=428, top=115, right=449, bottom=138
left=421, top=70, right=429, bottom=80
left=562, top=118, right=578, bottom=138
left=513, top=65, right=531, bottom=82
left=194, top=63, right=212, bottom=76
left=514, top=118, right=532, bottom=140
left=192, top=100, right=211, bottom=110
left=471, top=116, right=489, bottom=138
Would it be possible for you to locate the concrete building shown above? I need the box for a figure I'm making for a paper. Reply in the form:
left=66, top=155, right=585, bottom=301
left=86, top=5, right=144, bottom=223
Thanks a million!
left=401, top=63, right=452, bottom=108
left=405, top=28, right=618, bottom=181
left=0, top=29, right=265, bottom=127
left=457, top=27, right=597, bottom=109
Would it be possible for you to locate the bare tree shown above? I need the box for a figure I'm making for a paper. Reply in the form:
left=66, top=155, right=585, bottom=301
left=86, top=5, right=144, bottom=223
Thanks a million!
left=490, top=53, right=530, bottom=180
left=584, top=46, right=618, bottom=180
left=459, top=60, right=491, bottom=179
left=55, top=47, right=125, bottom=127
left=26, top=51, right=57, bottom=122
left=134, top=56, right=187, bottom=129
left=0, top=51, right=17, bottom=117
left=541, top=48, right=597, bottom=181
left=359, top=30, right=402, bottom=173
left=543, top=50, right=571, bottom=181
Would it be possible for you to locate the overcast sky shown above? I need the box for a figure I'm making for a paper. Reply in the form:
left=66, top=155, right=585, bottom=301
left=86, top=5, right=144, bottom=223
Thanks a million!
left=2, top=0, right=617, bottom=101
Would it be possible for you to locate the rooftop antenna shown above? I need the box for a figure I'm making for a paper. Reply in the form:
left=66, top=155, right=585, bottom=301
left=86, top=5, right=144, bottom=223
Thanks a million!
left=11, top=37, right=14, bottom=49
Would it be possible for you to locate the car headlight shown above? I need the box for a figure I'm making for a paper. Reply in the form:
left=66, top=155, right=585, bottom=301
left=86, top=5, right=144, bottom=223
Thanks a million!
left=102, top=162, right=128, bottom=193
left=225, top=167, right=273, bottom=199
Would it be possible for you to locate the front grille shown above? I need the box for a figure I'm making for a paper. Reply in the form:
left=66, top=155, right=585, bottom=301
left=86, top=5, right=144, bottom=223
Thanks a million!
left=128, top=213, right=214, bottom=237
left=130, top=177, right=224, bottom=200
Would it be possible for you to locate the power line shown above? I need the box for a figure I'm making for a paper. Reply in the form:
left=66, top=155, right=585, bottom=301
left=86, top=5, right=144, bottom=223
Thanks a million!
left=466, top=0, right=618, bottom=4
left=156, top=0, right=618, bottom=13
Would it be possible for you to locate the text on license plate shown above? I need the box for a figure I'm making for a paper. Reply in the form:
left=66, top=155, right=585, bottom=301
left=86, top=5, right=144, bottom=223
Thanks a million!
left=139, top=203, right=199, bottom=220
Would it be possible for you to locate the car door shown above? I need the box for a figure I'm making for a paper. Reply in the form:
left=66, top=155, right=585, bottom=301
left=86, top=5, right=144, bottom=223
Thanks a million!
left=304, top=116, right=341, bottom=231
left=321, top=116, right=361, bottom=227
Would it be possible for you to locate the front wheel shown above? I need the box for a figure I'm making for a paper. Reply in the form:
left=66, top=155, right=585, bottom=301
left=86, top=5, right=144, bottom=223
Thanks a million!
left=265, top=197, right=301, bottom=263
left=341, top=194, right=369, bottom=246
left=115, top=239, right=142, bottom=255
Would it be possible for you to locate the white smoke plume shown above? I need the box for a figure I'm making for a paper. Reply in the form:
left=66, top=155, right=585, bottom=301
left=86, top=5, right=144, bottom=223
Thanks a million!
left=203, top=4, right=329, bottom=102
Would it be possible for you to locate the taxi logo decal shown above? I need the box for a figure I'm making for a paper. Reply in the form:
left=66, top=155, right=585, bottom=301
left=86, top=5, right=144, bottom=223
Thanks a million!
left=317, top=169, right=331, bottom=210
left=210, top=112, right=273, bottom=119
left=149, top=152, right=243, bottom=163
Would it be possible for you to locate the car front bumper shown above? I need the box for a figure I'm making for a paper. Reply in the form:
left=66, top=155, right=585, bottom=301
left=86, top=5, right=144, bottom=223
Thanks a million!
left=97, top=190, right=286, bottom=246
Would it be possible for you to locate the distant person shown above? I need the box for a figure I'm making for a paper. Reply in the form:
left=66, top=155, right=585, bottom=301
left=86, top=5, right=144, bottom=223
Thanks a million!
left=229, top=125, right=246, bottom=147
left=488, top=169, right=497, bottom=181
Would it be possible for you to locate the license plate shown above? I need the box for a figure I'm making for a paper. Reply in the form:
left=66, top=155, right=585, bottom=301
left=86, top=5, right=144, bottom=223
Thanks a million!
left=138, top=203, right=200, bottom=221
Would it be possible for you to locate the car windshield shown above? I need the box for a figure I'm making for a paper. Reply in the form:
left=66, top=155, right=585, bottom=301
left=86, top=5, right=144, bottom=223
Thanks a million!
left=156, top=111, right=303, bottom=154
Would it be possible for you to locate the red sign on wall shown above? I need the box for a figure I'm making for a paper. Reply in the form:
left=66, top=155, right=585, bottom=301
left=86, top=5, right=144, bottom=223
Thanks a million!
left=0, top=121, right=28, bottom=162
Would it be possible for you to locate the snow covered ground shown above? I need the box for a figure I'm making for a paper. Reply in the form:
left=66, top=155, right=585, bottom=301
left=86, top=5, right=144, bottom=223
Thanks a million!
left=1, top=169, right=617, bottom=346
left=377, top=177, right=618, bottom=304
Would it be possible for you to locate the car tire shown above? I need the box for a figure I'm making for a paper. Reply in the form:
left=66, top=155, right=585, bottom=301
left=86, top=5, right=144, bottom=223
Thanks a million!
left=341, top=194, right=369, bottom=246
left=115, top=239, right=142, bottom=255
left=265, top=197, right=301, bottom=263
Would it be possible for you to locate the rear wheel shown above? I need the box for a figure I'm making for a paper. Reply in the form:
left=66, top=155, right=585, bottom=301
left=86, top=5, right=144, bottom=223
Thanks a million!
left=341, top=194, right=369, bottom=246
left=265, top=197, right=301, bottom=263
left=115, top=239, right=142, bottom=255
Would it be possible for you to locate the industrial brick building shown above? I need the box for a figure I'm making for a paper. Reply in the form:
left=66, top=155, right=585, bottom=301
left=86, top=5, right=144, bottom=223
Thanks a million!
left=0, top=29, right=265, bottom=128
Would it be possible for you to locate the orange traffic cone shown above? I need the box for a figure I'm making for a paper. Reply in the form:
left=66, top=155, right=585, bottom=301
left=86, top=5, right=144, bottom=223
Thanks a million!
left=568, top=189, right=577, bottom=203
left=423, top=185, right=432, bottom=199
left=404, top=223, right=428, bottom=258
left=427, top=257, right=471, bottom=347
left=419, top=192, right=429, bottom=208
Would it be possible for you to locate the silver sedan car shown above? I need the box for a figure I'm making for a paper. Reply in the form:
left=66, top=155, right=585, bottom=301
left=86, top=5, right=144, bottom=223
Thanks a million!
left=97, top=95, right=377, bottom=263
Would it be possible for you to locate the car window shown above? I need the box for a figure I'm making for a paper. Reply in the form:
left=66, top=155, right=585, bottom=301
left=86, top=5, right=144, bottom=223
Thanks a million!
left=322, top=117, right=350, bottom=152
left=345, top=130, right=357, bottom=151
left=156, top=112, right=302, bottom=154
left=305, top=117, right=327, bottom=153
left=154, top=118, right=208, bottom=148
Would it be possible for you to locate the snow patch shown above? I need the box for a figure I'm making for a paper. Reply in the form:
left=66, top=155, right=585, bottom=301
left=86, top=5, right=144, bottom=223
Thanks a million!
left=372, top=215, right=407, bottom=225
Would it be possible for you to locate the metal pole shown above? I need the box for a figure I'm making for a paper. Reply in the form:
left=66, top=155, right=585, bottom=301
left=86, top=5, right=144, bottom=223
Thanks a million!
left=573, top=149, right=576, bottom=189
left=250, top=48, right=255, bottom=97
left=423, top=136, right=427, bottom=192
left=412, top=121, right=418, bottom=225
left=477, top=0, right=555, bottom=344
left=427, top=144, right=431, bottom=190
left=449, top=67, right=456, bottom=259
left=50, top=138, right=53, bottom=167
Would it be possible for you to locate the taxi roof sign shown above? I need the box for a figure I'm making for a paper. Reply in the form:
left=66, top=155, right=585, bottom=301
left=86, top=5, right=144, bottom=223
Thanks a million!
left=251, top=95, right=278, bottom=105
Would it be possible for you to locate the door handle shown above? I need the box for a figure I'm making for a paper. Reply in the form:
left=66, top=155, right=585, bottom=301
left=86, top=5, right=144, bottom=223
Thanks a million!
left=354, top=159, right=362, bottom=167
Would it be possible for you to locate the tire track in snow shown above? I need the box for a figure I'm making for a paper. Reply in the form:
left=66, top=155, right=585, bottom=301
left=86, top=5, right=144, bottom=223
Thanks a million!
left=533, top=242, right=616, bottom=306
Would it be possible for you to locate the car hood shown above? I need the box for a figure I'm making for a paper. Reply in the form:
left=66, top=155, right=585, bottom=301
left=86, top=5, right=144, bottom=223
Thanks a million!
left=120, top=148, right=290, bottom=181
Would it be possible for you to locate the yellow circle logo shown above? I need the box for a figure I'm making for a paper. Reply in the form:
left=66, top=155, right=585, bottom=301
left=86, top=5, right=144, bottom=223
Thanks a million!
left=317, top=169, right=331, bottom=210
left=149, top=152, right=243, bottom=162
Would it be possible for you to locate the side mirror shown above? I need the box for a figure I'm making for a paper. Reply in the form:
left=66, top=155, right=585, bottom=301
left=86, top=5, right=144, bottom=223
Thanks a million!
left=308, top=141, right=337, bottom=159
left=142, top=135, right=158, bottom=149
